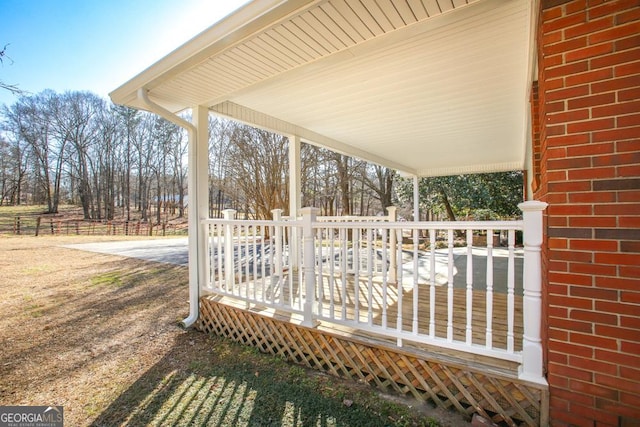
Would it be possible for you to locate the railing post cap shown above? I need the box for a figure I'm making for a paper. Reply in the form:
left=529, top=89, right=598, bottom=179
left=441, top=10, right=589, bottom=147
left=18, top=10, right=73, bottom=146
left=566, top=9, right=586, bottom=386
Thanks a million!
left=518, top=200, right=548, bottom=212
left=300, top=207, right=320, bottom=214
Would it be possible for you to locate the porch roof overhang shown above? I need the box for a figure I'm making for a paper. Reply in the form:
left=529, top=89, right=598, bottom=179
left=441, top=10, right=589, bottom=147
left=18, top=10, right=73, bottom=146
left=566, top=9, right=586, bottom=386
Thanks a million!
left=110, top=0, right=537, bottom=177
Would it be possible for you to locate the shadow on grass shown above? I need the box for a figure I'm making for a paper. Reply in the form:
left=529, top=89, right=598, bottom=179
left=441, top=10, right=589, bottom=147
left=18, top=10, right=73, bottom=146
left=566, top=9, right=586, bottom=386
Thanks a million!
left=90, top=330, right=432, bottom=427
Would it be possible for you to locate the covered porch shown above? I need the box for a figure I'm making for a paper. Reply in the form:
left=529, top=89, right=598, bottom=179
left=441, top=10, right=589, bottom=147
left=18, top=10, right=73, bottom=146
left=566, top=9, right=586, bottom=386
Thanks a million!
left=110, top=0, right=547, bottom=424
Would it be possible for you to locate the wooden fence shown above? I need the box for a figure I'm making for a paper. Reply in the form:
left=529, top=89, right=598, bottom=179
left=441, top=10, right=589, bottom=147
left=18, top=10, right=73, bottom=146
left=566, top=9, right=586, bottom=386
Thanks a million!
left=8, top=216, right=185, bottom=237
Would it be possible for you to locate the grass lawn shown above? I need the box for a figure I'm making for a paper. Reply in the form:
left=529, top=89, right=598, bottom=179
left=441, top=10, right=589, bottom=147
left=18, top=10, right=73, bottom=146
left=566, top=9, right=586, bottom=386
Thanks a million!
left=0, top=233, right=468, bottom=426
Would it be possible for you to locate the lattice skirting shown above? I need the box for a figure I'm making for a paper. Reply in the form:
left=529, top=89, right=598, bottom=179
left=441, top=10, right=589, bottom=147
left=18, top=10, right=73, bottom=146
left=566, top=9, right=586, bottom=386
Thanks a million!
left=197, top=297, right=548, bottom=426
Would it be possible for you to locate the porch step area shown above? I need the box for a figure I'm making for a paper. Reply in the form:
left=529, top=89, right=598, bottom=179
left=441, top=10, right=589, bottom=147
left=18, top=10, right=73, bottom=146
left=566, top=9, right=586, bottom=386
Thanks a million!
left=197, top=296, right=548, bottom=427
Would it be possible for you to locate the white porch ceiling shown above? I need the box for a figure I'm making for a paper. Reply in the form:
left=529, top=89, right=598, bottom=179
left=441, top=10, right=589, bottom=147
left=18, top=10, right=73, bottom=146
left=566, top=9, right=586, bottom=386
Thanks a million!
left=111, top=0, right=536, bottom=177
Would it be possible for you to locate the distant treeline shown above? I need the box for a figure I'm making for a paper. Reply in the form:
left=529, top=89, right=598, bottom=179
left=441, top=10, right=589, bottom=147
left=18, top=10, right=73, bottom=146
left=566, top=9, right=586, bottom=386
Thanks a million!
left=1, top=90, right=522, bottom=223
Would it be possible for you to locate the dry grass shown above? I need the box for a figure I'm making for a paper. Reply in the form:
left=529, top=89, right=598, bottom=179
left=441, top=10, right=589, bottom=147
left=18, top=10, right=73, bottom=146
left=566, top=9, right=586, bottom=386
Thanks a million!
left=0, top=235, right=468, bottom=426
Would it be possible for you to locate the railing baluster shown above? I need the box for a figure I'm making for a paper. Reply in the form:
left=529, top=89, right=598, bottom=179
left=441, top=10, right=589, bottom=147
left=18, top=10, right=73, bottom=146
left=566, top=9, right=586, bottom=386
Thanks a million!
left=447, top=229, right=454, bottom=342
left=367, top=228, right=374, bottom=326
left=395, top=228, right=403, bottom=347
left=486, top=228, right=494, bottom=349
left=507, top=228, right=516, bottom=353
left=466, top=228, right=473, bottom=345
left=412, top=228, right=419, bottom=335
left=354, top=226, right=360, bottom=322
left=382, top=228, right=388, bottom=329
left=340, top=228, right=347, bottom=320
left=329, top=227, right=336, bottom=319
left=317, top=228, right=324, bottom=316
left=429, top=228, right=436, bottom=338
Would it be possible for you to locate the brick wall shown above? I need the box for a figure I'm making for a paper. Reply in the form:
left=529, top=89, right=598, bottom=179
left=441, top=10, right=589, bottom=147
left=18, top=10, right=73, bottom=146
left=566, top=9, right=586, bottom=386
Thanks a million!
left=535, top=1, right=640, bottom=425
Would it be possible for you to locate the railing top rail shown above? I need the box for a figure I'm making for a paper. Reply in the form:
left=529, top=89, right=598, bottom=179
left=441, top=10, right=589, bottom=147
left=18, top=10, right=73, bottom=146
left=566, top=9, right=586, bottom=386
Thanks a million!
left=202, top=217, right=523, bottom=230
left=201, top=218, right=301, bottom=227
left=312, top=220, right=524, bottom=230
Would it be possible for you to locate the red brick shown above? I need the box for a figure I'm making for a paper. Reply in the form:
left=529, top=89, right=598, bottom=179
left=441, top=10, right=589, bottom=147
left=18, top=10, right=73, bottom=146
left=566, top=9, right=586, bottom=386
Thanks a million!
left=621, top=291, right=640, bottom=304
left=549, top=283, right=570, bottom=295
left=547, top=108, right=590, bottom=124
left=595, top=373, right=640, bottom=394
left=549, top=362, right=594, bottom=382
left=569, top=402, right=620, bottom=426
left=548, top=181, right=592, bottom=193
left=615, top=34, right=640, bottom=52
left=592, top=99, right=640, bottom=117
left=568, top=68, right=614, bottom=88
left=593, top=152, right=640, bottom=167
left=571, top=332, right=618, bottom=350
left=549, top=327, right=569, bottom=341
left=619, top=215, right=640, bottom=227
left=567, top=142, right=614, bottom=157
left=619, top=86, right=640, bottom=101
left=596, top=276, right=640, bottom=291
left=590, top=0, right=640, bottom=20
left=570, top=286, right=619, bottom=300
left=617, top=190, right=640, bottom=202
left=621, top=315, right=640, bottom=329
left=591, top=75, right=638, bottom=96
left=593, top=126, right=640, bottom=142
left=549, top=386, right=594, bottom=408
left=550, top=395, right=569, bottom=412
left=596, top=204, right=640, bottom=215
left=568, top=215, right=616, bottom=227
left=547, top=60, right=590, bottom=79
left=542, top=6, right=562, bottom=21
left=616, top=7, right=640, bottom=25
left=550, top=294, right=594, bottom=310
left=618, top=113, right=640, bottom=128
left=565, top=16, right=614, bottom=39
left=546, top=36, right=588, bottom=56
left=547, top=133, right=591, bottom=147
left=591, top=47, right=640, bottom=69
left=545, top=191, right=568, bottom=203
left=618, top=166, right=640, bottom=178
left=551, top=409, right=594, bottom=427
left=594, top=252, right=640, bottom=266
left=548, top=350, right=569, bottom=365
left=569, top=191, right=617, bottom=203
left=615, top=59, right=640, bottom=77
left=621, top=391, right=640, bottom=408
left=571, top=309, right=619, bottom=326
left=621, top=341, right=640, bottom=355
left=569, top=166, right=616, bottom=180
left=571, top=239, right=618, bottom=251
left=569, top=379, right=619, bottom=400
left=566, top=42, right=614, bottom=63
left=589, top=21, right=640, bottom=45
left=547, top=84, right=590, bottom=102
left=550, top=249, right=593, bottom=262
left=549, top=237, right=568, bottom=249
left=543, top=29, right=564, bottom=46
left=549, top=204, right=593, bottom=215
left=550, top=271, right=595, bottom=286
left=567, top=92, right=615, bottom=109
left=549, top=305, right=569, bottom=319
left=596, top=349, right=640, bottom=369
left=565, top=0, right=587, bottom=15
left=568, top=117, right=615, bottom=133
left=569, top=262, right=617, bottom=276
left=543, top=10, right=587, bottom=33
left=569, top=355, right=619, bottom=376
left=546, top=100, right=566, bottom=113
left=549, top=340, right=594, bottom=358
left=596, top=301, right=640, bottom=316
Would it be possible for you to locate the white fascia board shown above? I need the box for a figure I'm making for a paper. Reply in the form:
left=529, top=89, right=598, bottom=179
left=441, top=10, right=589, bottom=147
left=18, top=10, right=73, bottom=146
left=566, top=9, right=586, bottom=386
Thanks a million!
left=210, top=101, right=417, bottom=175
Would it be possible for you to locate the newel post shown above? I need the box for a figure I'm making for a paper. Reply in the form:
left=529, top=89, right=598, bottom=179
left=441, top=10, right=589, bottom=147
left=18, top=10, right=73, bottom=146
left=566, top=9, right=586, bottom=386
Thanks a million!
left=301, top=207, right=319, bottom=328
left=223, top=209, right=237, bottom=290
left=518, top=200, right=548, bottom=384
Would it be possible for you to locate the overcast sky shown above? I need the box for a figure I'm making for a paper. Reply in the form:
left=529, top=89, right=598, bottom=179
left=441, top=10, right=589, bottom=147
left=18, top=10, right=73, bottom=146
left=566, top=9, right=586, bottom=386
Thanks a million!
left=0, top=0, right=250, bottom=107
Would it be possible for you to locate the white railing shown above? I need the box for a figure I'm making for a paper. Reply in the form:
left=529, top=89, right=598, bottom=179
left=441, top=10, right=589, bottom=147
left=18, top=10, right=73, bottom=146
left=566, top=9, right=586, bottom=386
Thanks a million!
left=202, top=201, right=547, bottom=383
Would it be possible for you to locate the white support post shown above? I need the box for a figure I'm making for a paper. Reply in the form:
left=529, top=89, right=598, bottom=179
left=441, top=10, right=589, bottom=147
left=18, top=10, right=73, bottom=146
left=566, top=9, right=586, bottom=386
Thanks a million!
left=518, top=200, right=548, bottom=385
left=386, top=206, right=397, bottom=283
left=301, top=207, right=319, bottom=328
left=413, top=175, right=420, bottom=221
left=223, top=209, right=237, bottom=290
left=271, top=209, right=284, bottom=278
left=289, top=135, right=301, bottom=270
left=194, top=105, right=210, bottom=299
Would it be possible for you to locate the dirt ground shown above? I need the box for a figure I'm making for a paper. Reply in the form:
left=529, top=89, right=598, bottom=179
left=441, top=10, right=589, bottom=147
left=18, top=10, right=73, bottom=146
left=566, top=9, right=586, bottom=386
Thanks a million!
left=0, top=235, right=470, bottom=426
